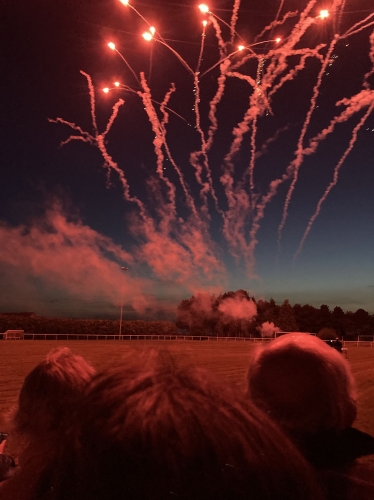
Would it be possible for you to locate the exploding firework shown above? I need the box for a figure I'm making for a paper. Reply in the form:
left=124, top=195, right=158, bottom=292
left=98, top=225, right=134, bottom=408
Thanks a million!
left=50, top=0, right=374, bottom=297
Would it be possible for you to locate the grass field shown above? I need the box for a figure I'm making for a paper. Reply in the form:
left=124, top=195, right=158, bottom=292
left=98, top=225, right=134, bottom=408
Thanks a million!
left=1, top=341, right=373, bottom=438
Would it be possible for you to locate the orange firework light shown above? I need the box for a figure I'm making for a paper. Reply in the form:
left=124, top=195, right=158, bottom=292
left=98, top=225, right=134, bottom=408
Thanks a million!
left=198, top=4, right=209, bottom=14
left=319, top=9, right=329, bottom=19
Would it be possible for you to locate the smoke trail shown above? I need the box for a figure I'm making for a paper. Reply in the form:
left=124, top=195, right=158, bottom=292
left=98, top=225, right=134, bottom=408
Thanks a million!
left=255, top=10, right=297, bottom=42
left=230, top=0, right=241, bottom=45
left=209, top=15, right=226, bottom=58
left=364, top=31, right=374, bottom=88
left=138, top=74, right=177, bottom=223
left=341, top=12, right=374, bottom=39
left=294, top=102, right=374, bottom=260
left=277, top=36, right=339, bottom=248
left=50, top=72, right=151, bottom=223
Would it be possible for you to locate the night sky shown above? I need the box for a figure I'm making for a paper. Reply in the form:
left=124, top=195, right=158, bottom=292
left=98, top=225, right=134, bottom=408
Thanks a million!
left=1, top=0, right=374, bottom=319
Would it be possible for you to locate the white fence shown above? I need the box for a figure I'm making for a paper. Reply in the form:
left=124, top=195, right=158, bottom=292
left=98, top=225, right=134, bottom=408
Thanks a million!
left=1, top=333, right=373, bottom=346
left=343, top=340, right=374, bottom=347
left=3, top=333, right=274, bottom=342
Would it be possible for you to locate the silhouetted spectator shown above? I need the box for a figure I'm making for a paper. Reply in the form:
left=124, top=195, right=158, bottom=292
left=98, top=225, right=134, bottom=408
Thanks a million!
left=333, top=338, right=343, bottom=353
left=6, top=350, right=324, bottom=500
left=1, top=347, right=95, bottom=495
left=247, top=333, right=374, bottom=474
left=0, top=435, right=16, bottom=483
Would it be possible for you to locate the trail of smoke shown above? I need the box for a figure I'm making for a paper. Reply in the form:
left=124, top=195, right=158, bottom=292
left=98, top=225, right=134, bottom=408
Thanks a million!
left=248, top=114, right=258, bottom=195
left=247, top=57, right=269, bottom=195
left=51, top=76, right=224, bottom=290
left=245, top=88, right=374, bottom=271
left=341, top=20, right=374, bottom=39
left=268, top=46, right=325, bottom=99
left=294, top=102, right=374, bottom=260
left=158, top=83, right=199, bottom=218
left=209, top=15, right=226, bottom=58
left=205, top=59, right=231, bottom=152
left=304, top=90, right=374, bottom=154
left=260, top=13, right=320, bottom=97
left=160, top=83, right=176, bottom=130
left=103, top=99, right=125, bottom=137
left=48, top=118, right=95, bottom=146
left=218, top=64, right=267, bottom=266
left=255, top=10, right=297, bottom=42
left=114, top=49, right=141, bottom=87
left=331, top=0, right=346, bottom=34
left=188, top=22, right=228, bottom=217
left=254, top=125, right=290, bottom=160
left=364, top=32, right=374, bottom=88
left=50, top=74, right=150, bottom=222
left=262, top=89, right=374, bottom=242
left=80, top=71, right=99, bottom=136
left=340, top=12, right=374, bottom=39
left=196, top=22, right=207, bottom=74
left=190, top=69, right=223, bottom=216
left=157, top=40, right=194, bottom=76
left=230, top=0, right=241, bottom=45
left=137, top=74, right=177, bottom=226
left=277, top=36, right=339, bottom=248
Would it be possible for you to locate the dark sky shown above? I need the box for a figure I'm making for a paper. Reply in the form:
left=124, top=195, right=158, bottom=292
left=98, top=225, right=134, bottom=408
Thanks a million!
left=1, top=0, right=374, bottom=319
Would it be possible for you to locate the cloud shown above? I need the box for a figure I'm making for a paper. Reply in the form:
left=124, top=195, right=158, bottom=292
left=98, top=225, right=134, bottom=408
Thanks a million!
left=0, top=204, right=154, bottom=316
left=0, top=202, right=229, bottom=319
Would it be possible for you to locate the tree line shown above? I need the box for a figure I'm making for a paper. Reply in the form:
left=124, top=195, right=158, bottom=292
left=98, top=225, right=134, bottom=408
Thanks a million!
left=0, top=315, right=177, bottom=337
left=1, top=294, right=373, bottom=339
left=176, top=290, right=374, bottom=339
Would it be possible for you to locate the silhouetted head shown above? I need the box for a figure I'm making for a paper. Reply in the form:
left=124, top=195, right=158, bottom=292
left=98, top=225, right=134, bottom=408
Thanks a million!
left=14, top=347, right=96, bottom=439
left=247, top=334, right=357, bottom=439
left=50, top=350, right=322, bottom=500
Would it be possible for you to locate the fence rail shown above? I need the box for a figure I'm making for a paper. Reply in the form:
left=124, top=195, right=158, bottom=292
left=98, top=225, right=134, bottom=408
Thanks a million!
left=1, top=333, right=373, bottom=346
left=1, top=333, right=275, bottom=342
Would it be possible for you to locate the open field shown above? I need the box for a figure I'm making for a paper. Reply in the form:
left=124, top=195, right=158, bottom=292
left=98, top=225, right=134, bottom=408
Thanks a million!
left=1, top=341, right=374, bottom=438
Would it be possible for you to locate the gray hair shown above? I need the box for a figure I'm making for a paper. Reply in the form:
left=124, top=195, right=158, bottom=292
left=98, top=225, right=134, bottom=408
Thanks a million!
left=247, top=334, right=357, bottom=437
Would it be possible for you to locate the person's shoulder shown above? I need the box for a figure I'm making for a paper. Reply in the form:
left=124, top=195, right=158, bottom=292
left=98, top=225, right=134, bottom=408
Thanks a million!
left=303, top=428, right=374, bottom=469
left=321, top=469, right=374, bottom=500
left=0, top=454, right=16, bottom=482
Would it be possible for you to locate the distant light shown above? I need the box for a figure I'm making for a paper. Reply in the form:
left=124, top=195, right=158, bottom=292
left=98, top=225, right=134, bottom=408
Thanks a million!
left=119, top=0, right=129, bottom=5
left=108, top=42, right=116, bottom=50
left=275, top=37, right=281, bottom=43
left=198, top=4, right=209, bottom=14
left=202, top=20, right=207, bottom=26
left=238, top=45, right=245, bottom=51
left=319, top=9, right=329, bottom=19
left=114, top=81, right=120, bottom=87
left=150, top=26, right=156, bottom=35
left=142, top=32, right=153, bottom=41
left=103, top=87, right=110, bottom=93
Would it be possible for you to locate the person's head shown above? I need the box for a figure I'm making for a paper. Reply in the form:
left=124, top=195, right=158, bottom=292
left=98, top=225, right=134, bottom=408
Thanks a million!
left=13, top=347, right=96, bottom=439
left=247, top=334, right=357, bottom=439
left=50, top=349, right=322, bottom=500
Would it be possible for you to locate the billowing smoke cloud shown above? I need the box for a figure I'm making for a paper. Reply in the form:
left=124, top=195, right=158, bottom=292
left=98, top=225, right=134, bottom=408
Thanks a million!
left=218, top=295, right=257, bottom=321
left=0, top=204, right=157, bottom=317
left=257, top=321, right=278, bottom=338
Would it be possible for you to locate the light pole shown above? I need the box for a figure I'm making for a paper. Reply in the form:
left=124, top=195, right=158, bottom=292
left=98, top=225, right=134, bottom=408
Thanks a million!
left=119, top=266, right=129, bottom=340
